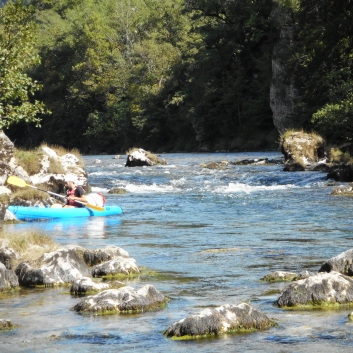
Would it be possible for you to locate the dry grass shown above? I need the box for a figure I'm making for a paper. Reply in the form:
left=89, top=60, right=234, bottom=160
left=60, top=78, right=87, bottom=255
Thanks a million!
left=47, top=157, right=66, bottom=174
left=328, top=147, right=353, bottom=164
left=0, top=229, right=58, bottom=266
left=10, top=188, right=49, bottom=202
left=14, top=148, right=43, bottom=176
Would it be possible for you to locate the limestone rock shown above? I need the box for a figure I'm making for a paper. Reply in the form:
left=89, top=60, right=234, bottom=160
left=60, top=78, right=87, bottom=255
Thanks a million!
left=125, top=148, right=166, bottom=167
left=0, top=263, right=19, bottom=291
left=319, top=248, right=353, bottom=275
left=15, top=249, right=90, bottom=286
left=0, top=247, right=19, bottom=269
left=70, top=277, right=112, bottom=294
left=72, top=284, right=165, bottom=313
left=164, top=303, right=274, bottom=338
left=261, top=271, right=297, bottom=282
left=0, top=319, right=13, bottom=330
left=84, top=245, right=130, bottom=266
left=276, top=271, right=353, bottom=307
left=91, top=257, right=140, bottom=277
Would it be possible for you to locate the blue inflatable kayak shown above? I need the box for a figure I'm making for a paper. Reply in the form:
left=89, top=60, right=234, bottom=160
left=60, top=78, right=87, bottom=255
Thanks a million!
left=8, top=205, right=122, bottom=221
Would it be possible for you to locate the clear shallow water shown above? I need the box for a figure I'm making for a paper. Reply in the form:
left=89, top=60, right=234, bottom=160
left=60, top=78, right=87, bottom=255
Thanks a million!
left=2, top=152, right=353, bottom=352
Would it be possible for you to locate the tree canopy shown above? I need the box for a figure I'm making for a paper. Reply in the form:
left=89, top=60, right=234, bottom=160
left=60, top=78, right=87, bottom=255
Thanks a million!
left=0, top=0, right=47, bottom=130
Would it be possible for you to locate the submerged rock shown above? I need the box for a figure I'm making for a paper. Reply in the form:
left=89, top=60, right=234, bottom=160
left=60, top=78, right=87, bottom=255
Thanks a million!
left=72, top=284, right=165, bottom=314
left=0, top=319, right=13, bottom=330
left=319, top=248, right=353, bottom=275
left=15, top=249, right=90, bottom=286
left=261, top=271, right=297, bottom=282
left=276, top=271, right=353, bottom=308
left=164, top=303, right=274, bottom=339
left=91, top=257, right=140, bottom=277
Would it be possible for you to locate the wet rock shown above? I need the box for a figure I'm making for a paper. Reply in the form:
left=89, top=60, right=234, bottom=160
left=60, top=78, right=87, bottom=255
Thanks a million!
left=261, top=271, right=297, bottom=282
left=84, top=246, right=129, bottom=266
left=15, top=249, right=90, bottom=286
left=164, top=303, right=274, bottom=338
left=200, top=162, right=223, bottom=169
left=72, top=284, right=165, bottom=314
left=125, top=148, right=166, bottom=167
left=331, top=184, right=353, bottom=196
left=319, top=248, right=353, bottom=275
left=91, top=257, right=140, bottom=277
left=328, top=165, right=353, bottom=182
left=276, top=271, right=353, bottom=308
left=0, top=319, right=13, bottom=330
left=308, top=163, right=330, bottom=172
left=283, top=163, right=305, bottom=172
left=70, top=277, right=113, bottom=294
left=0, top=247, right=19, bottom=269
left=348, top=312, right=353, bottom=321
left=0, top=263, right=19, bottom=291
left=108, top=187, right=127, bottom=194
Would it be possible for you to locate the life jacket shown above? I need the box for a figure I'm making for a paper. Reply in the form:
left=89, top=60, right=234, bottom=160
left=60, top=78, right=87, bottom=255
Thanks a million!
left=85, top=193, right=106, bottom=207
left=66, top=186, right=86, bottom=207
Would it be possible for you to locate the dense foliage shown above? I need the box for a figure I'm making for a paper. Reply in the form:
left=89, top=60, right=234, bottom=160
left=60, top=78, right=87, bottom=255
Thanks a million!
left=3, top=0, right=353, bottom=152
left=0, top=1, right=47, bottom=130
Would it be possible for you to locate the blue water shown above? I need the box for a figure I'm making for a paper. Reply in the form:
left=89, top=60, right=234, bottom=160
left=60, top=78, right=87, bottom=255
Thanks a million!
left=2, top=152, right=353, bottom=352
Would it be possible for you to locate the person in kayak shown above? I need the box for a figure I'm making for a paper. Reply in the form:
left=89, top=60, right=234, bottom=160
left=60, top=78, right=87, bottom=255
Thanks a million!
left=63, top=180, right=87, bottom=208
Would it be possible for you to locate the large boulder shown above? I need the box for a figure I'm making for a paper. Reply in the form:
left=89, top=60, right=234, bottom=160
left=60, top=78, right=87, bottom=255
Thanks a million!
left=280, top=131, right=325, bottom=168
left=0, top=263, right=19, bottom=291
left=164, top=303, right=274, bottom=339
left=72, top=284, right=166, bottom=314
left=15, top=249, right=90, bottom=286
left=328, top=165, right=353, bottom=182
left=319, top=248, right=353, bottom=275
left=276, top=271, right=353, bottom=308
left=0, top=247, right=19, bottom=270
left=125, top=148, right=166, bottom=167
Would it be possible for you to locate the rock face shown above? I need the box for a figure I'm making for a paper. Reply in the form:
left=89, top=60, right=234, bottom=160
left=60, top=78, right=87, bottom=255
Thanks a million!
left=15, top=249, right=90, bottom=286
left=125, top=148, right=166, bottom=167
left=281, top=131, right=325, bottom=167
left=0, top=263, right=19, bottom=291
left=0, top=247, right=19, bottom=270
left=319, top=249, right=353, bottom=275
left=72, top=284, right=166, bottom=314
left=276, top=271, right=353, bottom=307
left=270, top=2, right=299, bottom=134
left=164, top=303, right=273, bottom=338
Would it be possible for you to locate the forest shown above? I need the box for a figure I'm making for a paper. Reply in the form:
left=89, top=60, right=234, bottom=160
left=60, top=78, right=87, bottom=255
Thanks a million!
left=1, top=0, right=353, bottom=153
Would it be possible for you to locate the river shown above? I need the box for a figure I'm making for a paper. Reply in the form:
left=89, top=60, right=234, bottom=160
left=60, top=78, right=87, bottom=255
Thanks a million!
left=1, top=152, right=353, bottom=352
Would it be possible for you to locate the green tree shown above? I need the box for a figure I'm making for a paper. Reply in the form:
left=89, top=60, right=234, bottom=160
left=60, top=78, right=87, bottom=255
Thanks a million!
left=0, top=0, right=47, bottom=130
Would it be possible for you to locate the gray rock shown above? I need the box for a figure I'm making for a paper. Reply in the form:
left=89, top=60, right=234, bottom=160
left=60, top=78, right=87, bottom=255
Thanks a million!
left=72, top=284, right=165, bottom=313
left=0, top=263, right=19, bottom=291
left=164, top=303, right=274, bottom=338
left=261, top=271, right=297, bottom=282
left=91, top=257, right=140, bottom=277
left=70, top=277, right=112, bottom=294
left=84, top=245, right=129, bottom=266
left=15, top=249, right=90, bottom=286
left=276, top=271, right=353, bottom=307
left=319, top=248, right=353, bottom=275
left=0, top=247, right=19, bottom=269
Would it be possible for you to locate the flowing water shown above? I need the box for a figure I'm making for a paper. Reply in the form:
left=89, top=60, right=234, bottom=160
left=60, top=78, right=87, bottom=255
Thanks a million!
left=2, top=152, right=353, bottom=352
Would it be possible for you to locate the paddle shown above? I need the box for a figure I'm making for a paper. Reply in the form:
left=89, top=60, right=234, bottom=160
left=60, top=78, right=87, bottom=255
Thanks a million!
left=7, top=175, right=104, bottom=211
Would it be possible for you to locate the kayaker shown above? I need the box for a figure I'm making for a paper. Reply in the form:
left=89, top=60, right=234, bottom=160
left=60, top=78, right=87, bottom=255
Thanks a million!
left=63, top=180, right=87, bottom=208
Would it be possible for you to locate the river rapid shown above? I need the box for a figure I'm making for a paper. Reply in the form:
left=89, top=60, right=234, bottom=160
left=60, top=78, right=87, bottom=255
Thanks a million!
left=2, top=151, right=353, bottom=352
